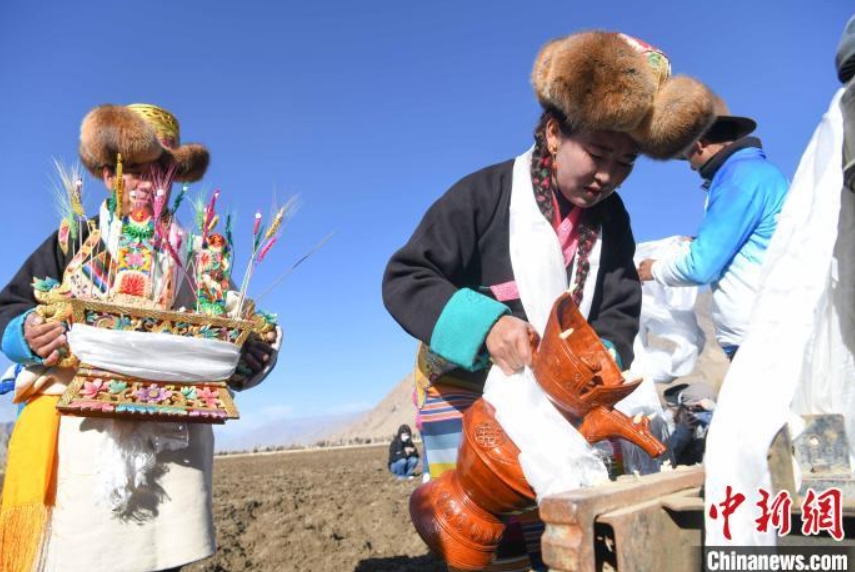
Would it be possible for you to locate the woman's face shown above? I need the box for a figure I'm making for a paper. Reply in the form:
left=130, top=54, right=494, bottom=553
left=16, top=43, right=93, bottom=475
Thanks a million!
left=101, top=165, right=172, bottom=216
left=546, top=119, right=639, bottom=209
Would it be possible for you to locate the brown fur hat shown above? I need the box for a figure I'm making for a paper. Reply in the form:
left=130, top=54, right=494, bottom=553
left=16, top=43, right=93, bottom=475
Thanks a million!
left=631, top=76, right=717, bottom=159
left=79, top=104, right=209, bottom=182
left=532, top=31, right=715, bottom=159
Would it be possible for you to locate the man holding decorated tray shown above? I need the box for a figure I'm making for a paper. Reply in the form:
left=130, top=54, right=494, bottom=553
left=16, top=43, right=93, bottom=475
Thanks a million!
left=0, top=104, right=280, bottom=572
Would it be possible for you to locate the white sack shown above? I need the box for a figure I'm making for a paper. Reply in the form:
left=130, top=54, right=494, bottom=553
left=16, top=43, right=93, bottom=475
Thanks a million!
left=632, top=237, right=705, bottom=384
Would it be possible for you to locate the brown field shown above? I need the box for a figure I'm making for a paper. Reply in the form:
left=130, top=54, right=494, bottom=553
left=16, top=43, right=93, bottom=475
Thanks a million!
left=186, top=444, right=445, bottom=572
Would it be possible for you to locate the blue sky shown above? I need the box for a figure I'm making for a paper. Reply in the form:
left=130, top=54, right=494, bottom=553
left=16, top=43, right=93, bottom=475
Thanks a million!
left=0, top=1, right=851, bottom=430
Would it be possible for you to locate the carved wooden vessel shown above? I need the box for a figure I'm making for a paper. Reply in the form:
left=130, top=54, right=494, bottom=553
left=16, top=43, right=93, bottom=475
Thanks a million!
left=409, top=292, right=666, bottom=569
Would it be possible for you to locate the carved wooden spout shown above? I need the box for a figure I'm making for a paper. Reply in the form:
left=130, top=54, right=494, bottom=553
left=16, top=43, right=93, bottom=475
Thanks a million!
left=530, top=292, right=665, bottom=455
left=577, top=406, right=667, bottom=458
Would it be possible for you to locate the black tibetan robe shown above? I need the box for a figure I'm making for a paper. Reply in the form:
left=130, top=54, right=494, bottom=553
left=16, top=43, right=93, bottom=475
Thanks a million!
left=382, top=158, right=641, bottom=383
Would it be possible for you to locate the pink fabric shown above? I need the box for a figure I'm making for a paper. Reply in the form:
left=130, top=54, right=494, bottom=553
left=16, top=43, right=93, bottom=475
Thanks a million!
left=556, top=208, right=582, bottom=266
left=490, top=280, right=521, bottom=302
left=489, top=205, right=581, bottom=302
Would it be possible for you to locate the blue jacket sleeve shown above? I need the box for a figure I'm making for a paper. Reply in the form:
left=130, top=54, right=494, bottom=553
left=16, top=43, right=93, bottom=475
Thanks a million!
left=656, top=181, right=764, bottom=286
left=0, top=309, right=40, bottom=364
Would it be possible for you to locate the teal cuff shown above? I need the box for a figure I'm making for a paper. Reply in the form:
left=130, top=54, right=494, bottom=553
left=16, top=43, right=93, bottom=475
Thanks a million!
left=430, top=288, right=510, bottom=372
left=601, top=339, right=623, bottom=370
left=1, top=309, right=41, bottom=365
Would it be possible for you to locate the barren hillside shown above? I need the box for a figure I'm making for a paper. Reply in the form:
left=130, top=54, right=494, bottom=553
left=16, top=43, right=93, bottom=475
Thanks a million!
left=327, top=372, right=416, bottom=444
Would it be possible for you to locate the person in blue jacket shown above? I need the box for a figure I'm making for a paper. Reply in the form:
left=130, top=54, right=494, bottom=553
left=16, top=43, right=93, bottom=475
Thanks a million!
left=637, top=98, right=789, bottom=360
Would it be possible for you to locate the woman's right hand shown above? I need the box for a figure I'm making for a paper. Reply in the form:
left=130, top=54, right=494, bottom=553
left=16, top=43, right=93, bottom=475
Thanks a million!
left=24, top=313, right=67, bottom=367
left=485, top=315, right=536, bottom=375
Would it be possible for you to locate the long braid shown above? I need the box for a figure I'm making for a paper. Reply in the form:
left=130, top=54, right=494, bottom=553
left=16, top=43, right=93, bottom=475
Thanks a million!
left=531, top=114, right=557, bottom=225
left=530, top=112, right=601, bottom=307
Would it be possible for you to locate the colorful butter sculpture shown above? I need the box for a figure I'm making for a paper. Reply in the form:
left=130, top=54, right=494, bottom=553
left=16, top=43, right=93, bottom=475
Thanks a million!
left=30, top=156, right=286, bottom=424
left=196, top=232, right=231, bottom=316
left=114, top=208, right=156, bottom=300
left=409, top=292, right=667, bottom=570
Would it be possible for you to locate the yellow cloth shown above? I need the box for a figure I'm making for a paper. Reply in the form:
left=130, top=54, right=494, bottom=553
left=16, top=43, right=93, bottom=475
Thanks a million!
left=0, top=396, right=60, bottom=572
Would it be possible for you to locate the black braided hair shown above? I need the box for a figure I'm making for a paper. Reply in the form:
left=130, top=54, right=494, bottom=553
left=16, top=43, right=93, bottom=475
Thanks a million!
left=530, top=111, right=602, bottom=307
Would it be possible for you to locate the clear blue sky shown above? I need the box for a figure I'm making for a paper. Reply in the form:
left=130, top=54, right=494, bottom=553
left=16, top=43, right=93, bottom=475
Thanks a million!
left=0, top=1, right=850, bottom=430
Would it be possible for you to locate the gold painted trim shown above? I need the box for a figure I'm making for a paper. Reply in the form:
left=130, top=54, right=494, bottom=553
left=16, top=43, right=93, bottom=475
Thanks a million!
left=70, top=298, right=262, bottom=346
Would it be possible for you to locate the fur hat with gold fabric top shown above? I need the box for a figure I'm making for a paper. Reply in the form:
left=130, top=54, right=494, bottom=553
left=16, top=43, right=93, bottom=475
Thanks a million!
left=79, top=103, right=209, bottom=182
left=532, top=31, right=715, bottom=159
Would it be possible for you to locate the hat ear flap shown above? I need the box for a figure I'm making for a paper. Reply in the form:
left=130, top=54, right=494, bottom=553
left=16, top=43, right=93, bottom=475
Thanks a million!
left=631, top=76, right=716, bottom=160
left=79, top=105, right=163, bottom=176
left=531, top=38, right=564, bottom=105
left=169, top=143, right=210, bottom=182
left=536, top=31, right=658, bottom=133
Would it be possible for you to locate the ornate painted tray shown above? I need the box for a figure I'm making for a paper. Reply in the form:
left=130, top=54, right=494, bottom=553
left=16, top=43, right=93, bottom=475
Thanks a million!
left=57, top=367, right=238, bottom=423
left=57, top=298, right=263, bottom=423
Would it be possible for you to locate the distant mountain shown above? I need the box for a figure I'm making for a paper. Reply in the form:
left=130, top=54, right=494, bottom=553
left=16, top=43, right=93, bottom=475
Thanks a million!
left=326, top=372, right=417, bottom=445
left=213, top=411, right=365, bottom=453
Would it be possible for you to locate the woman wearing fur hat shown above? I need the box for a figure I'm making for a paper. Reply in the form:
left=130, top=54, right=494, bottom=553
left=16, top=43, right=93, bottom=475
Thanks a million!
left=0, top=104, right=279, bottom=572
left=383, top=31, right=714, bottom=570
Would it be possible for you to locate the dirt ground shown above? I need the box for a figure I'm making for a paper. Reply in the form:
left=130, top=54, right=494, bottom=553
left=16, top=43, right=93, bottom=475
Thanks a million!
left=186, top=445, right=445, bottom=572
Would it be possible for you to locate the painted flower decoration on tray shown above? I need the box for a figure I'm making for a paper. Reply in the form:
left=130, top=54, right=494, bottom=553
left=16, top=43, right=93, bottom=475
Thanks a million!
left=134, top=384, right=174, bottom=403
left=197, top=324, right=219, bottom=339
left=82, top=379, right=104, bottom=399
left=108, top=380, right=128, bottom=394
left=181, top=386, right=198, bottom=401
left=84, top=401, right=116, bottom=413
left=195, top=387, right=220, bottom=408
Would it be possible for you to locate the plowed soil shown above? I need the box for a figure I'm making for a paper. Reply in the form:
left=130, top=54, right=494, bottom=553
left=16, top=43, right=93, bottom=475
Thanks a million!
left=186, top=444, right=445, bottom=572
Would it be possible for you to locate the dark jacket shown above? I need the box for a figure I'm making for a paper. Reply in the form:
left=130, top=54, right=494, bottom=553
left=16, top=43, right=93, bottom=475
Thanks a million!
left=0, top=230, right=75, bottom=342
left=382, top=159, right=641, bottom=382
